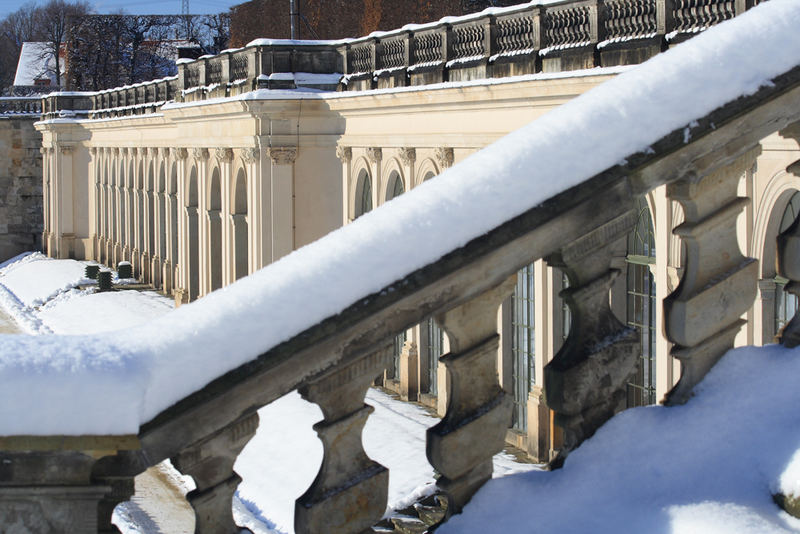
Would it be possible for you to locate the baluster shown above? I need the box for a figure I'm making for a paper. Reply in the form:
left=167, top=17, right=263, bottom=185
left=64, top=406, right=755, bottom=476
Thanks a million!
left=544, top=207, right=641, bottom=463
left=295, top=346, right=391, bottom=534
left=664, top=147, right=760, bottom=404
left=172, top=413, right=259, bottom=533
left=426, top=276, right=516, bottom=513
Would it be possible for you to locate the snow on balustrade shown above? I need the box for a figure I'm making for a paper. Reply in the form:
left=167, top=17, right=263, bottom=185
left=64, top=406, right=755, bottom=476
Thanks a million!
left=2, top=0, right=800, bottom=436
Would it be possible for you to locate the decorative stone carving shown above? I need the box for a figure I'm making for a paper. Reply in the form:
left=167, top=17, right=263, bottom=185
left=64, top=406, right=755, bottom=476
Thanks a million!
left=336, top=145, right=352, bottom=162
left=296, top=347, right=391, bottom=534
left=427, top=276, right=516, bottom=512
left=241, top=147, right=259, bottom=164
left=366, top=147, right=382, bottom=164
left=39, top=147, right=48, bottom=155
left=89, top=147, right=97, bottom=156
left=267, top=147, right=298, bottom=165
left=192, top=147, right=209, bottom=161
left=215, top=148, right=234, bottom=162
left=173, top=147, right=188, bottom=160
left=664, top=147, right=760, bottom=405
left=120, top=147, right=128, bottom=156
left=544, top=207, right=640, bottom=462
left=60, top=146, right=73, bottom=155
left=435, top=147, right=454, bottom=168
left=130, top=147, right=138, bottom=156
left=398, top=147, right=416, bottom=166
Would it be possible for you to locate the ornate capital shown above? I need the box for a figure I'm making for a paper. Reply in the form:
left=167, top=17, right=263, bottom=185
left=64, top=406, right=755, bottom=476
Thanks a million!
left=88, top=147, right=97, bottom=156
left=398, top=147, right=416, bottom=166
left=336, top=145, right=352, bottom=162
left=130, top=147, right=139, bottom=156
left=175, top=147, right=189, bottom=160
left=140, top=147, right=149, bottom=156
left=159, top=147, right=169, bottom=158
left=267, top=147, right=297, bottom=165
left=366, top=147, right=382, bottom=164
left=192, top=147, right=209, bottom=161
left=215, top=148, right=234, bottom=162
left=60, top=145, right=73, bottom=155
left=435, top=147, right=454, bottom=169
left=241, top=147, right=259, bottom=164
left=39, top=147, right=48, bottom=155
left=120, top=147, right=128, bottom=156
left=113, top=147, right=120, bottom=155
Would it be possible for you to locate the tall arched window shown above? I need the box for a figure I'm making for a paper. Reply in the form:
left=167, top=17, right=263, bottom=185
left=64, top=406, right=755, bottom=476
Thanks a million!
left=511, top=263, right=535, bottom=430
left=355, top=169, right=372, bottom=218
left=775, top=191, right=800, bottom=334
left=386, top=171, right=404, bottom=201
left=626, top=198, right=656, bottom=407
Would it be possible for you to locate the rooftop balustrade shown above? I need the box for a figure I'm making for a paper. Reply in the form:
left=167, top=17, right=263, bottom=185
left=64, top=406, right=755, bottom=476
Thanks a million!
left=39, top=0, right=765, bottom=120
left=0, top=96, right=43, bottom=117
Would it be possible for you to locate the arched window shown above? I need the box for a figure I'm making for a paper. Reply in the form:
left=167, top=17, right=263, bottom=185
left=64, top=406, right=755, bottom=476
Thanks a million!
left=626, top=198, right=656, bottom=407
left=426, top=318, right=444, bottom=395
left=511, top=263, right=535, bottom=430
left=386, top=171, right=404, bottom=201
left=775, top=191, right=800, bottom=334
left=355, top=169, right=372, bottom=218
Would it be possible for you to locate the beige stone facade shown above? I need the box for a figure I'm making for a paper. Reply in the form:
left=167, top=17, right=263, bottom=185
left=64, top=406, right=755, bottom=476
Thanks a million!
left=37, top=68, right=800, bottom=461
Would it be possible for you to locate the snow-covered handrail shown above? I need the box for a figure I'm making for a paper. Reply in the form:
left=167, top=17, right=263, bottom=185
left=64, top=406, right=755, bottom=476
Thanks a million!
left=5, top=1, right=800, bottom=532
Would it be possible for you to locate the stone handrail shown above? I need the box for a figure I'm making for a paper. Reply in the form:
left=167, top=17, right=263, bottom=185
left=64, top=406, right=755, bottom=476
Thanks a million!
left=0, top=96, right=42, bottom=116
left=14, top=3, right=800, bottom=533
left=39, top=0, right=764, bottom=120
left=14, top=50, right=800, bottom=534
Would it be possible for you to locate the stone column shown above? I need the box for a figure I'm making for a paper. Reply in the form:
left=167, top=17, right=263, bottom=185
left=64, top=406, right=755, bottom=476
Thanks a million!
left=295, top=348, right=391, bottom=534
left=664, top=147, right=760, bottom=404
left=56, top=145, right=75, bottom=259
left=758, top=279, right=778, bottom=344
left=544, top=207, right=640, bottom=462
left=267, top=147, right=297, bottom=261
left=398, top=147, right=416, bottom=193
left=336, top=145, right=352, bottom=224
left=215, top=148, right=234, bottom=286
left=427, top=276, right=516, bottom=513
left=172, top=413, right=258, bottom=533
left=174, top=147, right=190, bottom=304
left=366, top=147, right=382, bottom=212
left=241, top=148, right=261, bottom=273
left=193, top=147, right=210, bottom=297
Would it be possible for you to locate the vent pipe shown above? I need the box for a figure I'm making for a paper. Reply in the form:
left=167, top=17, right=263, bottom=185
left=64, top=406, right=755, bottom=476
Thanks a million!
left=290, top=0, right=298, bottom=40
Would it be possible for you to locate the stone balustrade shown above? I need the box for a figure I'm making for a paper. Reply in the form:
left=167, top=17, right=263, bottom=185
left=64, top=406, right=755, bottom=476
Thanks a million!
left=0, top=96, right=43, bottom=116
left=39, top=0, right=765, bottom=120
left=9, top=43, right=800, bottom=532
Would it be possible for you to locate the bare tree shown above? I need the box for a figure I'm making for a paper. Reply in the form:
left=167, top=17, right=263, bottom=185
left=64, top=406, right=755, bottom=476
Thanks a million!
left=35, top=0, right=90, bottom=86
left=0, top=3, right=43, bottom=90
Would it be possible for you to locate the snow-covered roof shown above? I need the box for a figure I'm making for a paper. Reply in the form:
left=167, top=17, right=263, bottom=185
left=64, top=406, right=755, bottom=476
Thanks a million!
left=3, top=0, right=800, bottom=436
left=13, top=42, right=62, bottom=87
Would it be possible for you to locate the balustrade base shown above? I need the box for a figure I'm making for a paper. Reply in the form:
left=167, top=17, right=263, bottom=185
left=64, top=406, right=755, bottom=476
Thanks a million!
left=0, top=485, right=110, bottom=533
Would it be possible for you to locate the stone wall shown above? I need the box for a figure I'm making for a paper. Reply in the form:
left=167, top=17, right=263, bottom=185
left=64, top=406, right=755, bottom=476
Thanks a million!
left=0, top=117, right=42, bottom=262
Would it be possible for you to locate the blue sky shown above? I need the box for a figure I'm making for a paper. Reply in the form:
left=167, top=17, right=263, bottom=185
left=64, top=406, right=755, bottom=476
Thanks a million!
left=0, top=0, right=241, bottom=21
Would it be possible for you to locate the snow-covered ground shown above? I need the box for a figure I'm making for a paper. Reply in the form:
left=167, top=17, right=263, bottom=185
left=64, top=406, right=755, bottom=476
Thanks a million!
left=0, top=253, right=536, bottom=533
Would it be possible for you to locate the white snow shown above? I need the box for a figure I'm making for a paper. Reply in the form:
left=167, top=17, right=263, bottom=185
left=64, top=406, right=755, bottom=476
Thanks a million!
left=13, top=42, right=60, bottom=87
left=8, top=0, right=800, bottom=437
left=0, top=253, right=88, bottom=307
left=440, top=344, right=800, bottom=534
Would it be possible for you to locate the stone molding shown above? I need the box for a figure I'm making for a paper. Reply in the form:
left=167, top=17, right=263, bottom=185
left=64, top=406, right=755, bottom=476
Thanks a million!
left=398, top=147, right=416, bottom=166
left=336, top=145, right=352, bottom=162
left=192, top=148, right=210, bottom=161
left=435, top=147, right=454, bottom=168
left=60, top=146, right=73, bottom=155
left=267, top=147, right=298, bottom=165
left=366, top=147, right=382, bottom=164
left=215, top=148, right=234, bottom=162
left=241, top=148, right=259, bottom=164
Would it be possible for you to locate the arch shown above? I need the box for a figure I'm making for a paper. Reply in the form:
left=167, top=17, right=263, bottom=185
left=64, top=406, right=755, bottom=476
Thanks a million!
left=186, top=166, right=200, bottom=300
left=354, top=167, right=372, bottom=219
left=208, top=167, right=223, bottom=291
left=415, top=158, right=440, bottom=187
left=232, top=168, right=249, bottom=281
left=385, top=168, right=405, bottom=202
left=380, top=158, right=405, bottom=202
left=626, top=196, right=657, bottom=407
left=753, top=170, right=800, bottom=278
